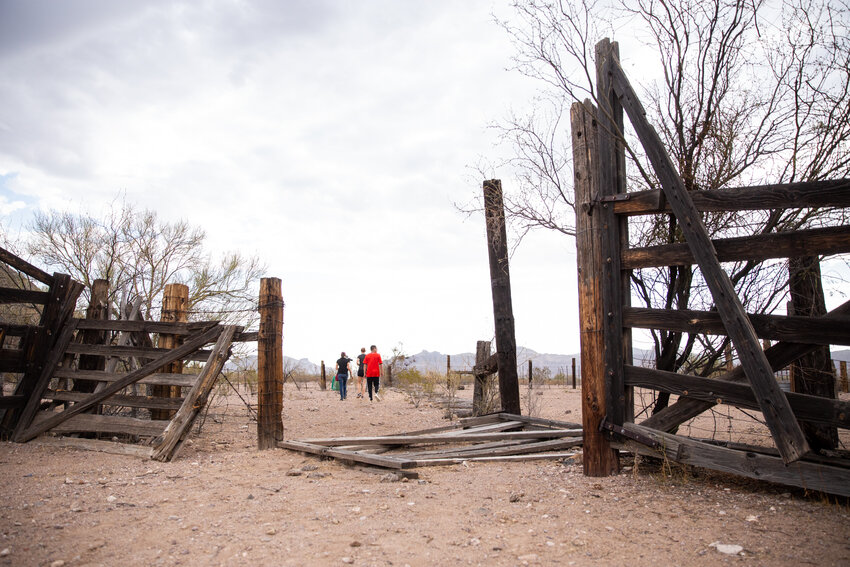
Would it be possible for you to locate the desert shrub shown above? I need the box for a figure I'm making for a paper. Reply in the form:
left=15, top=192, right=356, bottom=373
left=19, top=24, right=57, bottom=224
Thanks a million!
left=397, top=368, right=439, bottom=407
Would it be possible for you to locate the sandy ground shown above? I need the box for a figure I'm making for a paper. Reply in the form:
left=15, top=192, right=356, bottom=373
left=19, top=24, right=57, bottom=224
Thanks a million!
left=1, top=382, right=848, bottom=567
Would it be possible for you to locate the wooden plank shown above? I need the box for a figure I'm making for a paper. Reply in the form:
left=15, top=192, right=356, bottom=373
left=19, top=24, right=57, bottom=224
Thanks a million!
left=233, top=331, right=258, bottom=342
left=0, top=323, right=33, bottom=338
left=622, top=225, right=850, bottom=269
left=151, top=326, right=236, bottom=461
left=54, top=369, right=199, bottom=388
left=299, top=429, right=583, bottom=447
left=623, top=365, right=850, bottom=429
left=33, top=436, right=153, bottom=458
left=64, top=343, right=214, bottom=362
left=0, top=246, right=54, bottom=286
left=0, top=395, right=26, bottom=409
left=572, top=98, right=620, bottom=476
left=408, top=452, right=579, bottom=466
left=0, top=348, right=25, bottom=372
left=32, top=412, right=166, bottom=437
left=612, top=179, right=850, bottom=216
left=15, top=324, right=223, bottom=442
left=617, top=423, right=850, bottom=497
left=44, top=390, right=185, bottom=411
left=401, top=437, right=583, bottom=460
left=609, top=54, right=810, bottom=462
left=623, top=307, right=850, bottom=346
left=278, top=440, right=416, bottom=470
left=497, top=413, right=584, bottom=431
left=74, top=319, right=220, bottom=335
left=0, top=288, right=50, bottom=305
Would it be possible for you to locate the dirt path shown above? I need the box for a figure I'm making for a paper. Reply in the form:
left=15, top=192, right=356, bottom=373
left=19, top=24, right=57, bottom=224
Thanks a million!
left=1, top=384, right=848, bottom=566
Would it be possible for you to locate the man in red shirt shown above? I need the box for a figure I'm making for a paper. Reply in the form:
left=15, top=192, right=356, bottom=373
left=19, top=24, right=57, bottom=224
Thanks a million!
left=363, top=345, right=383, bottom=401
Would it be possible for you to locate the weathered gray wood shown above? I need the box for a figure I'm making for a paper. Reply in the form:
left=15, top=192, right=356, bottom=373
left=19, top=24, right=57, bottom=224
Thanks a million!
left=278, top=440, right=416, bottom=469
left=472, top=340, right=492, bottom=416
left=608, top=49, right=810, bottom=462
left=299, top=429, right=583, bottom=447
left=0, top=395, right=26, bottom=409
left=401, top=437, right=583, bottom=460
left=617, top=423, right=850, bottom=497
left=623, top=365, right=850, bottom=429
left=44, top=390, right=185, bottom=411
left=0, top=288, right=50, bottom=305
left=257, top=278, right=283, bottom=450
left=32, top=412, right=167, bottom=437
left=0, top=246, right=55, bottom=286
left=64, top=343, right=214, bottom=362
left=407, top=452, right=580, bottom=466
left=497, top=413, right=584, bottom=430
left=15, top=324, right=223, bottom=442
left=483, top=179, right=521, bottom=415
left=33, top=436, right=153, bottom=458
left=53, top=369, right=200, bottom=388
left=151, top=326, right=236, bottom=461
left=622, top=225, right=850, bottom=269
left=623, top=306, right=850, bottom=346
left=613, top=178, right=850, bottom=216
left=75, top=319, right=220, bottom=335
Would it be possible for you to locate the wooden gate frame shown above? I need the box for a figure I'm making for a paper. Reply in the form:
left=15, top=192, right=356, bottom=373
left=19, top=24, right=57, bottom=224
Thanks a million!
left=574, top=40, right=850, bottom=494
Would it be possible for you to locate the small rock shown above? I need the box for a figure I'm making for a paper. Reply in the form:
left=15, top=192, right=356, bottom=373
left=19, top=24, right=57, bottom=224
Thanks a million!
left=342, top=557, right=354, bottom=564
left=0, top=549, right=9, bottom=557
left=469, top=538, right=480, bottom=546
left=517, top=553, right=539, bottom=562
left=307, top=472, right=327, bottom=479
left=50, top=561, right=65, bottom=567
left=710, top=542, right=743, bottom=555
left=64, top=478, right=74, bottom=484
left=70, top=503, right=83, bottom=513
left=509, top=493, right=523, bottom=503
left=301, top=464, right=319, bottom=472
left=88, top=540, right=106, bottom=551
left=265, top=528, right=276, bottom=536
left=286, top=469, right=302, bottom=477
left=349, top=541, right=362, bottom=547
left=106, top=495, right=117, bottom=503
left=247, top=494, right=254, bottom=500
left=380, top=473, right=400, bottom=483
left=745, top=515, right=758, bottom=522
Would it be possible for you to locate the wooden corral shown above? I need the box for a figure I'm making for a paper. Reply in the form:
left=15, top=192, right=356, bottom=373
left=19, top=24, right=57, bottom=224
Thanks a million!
left=574, top=40, right=850, bottom=495
left=0, top=246, right=280, bottom=461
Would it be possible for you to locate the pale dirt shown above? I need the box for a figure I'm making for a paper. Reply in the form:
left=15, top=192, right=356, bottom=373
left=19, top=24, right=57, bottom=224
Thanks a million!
left=1, top=383, right=849, bottom=567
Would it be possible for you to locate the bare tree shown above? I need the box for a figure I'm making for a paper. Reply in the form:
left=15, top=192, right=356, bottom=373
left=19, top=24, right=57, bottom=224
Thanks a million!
left=490, top=0, right=849, bottom=410
left=26, top=199, right=266, bottom=327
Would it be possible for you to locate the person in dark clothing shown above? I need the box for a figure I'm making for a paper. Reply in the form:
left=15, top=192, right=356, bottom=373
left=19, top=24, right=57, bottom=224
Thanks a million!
left=355, top=347, right=367, bottom=399
left=335, top=352, right=353, bottom=400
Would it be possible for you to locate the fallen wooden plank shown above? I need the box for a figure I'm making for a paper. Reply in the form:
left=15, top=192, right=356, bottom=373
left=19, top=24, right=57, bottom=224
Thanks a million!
left=409, top=452, right=579, bottom=466
left=32, top=412, right=167, bottom=437
left=33, top=436, right=153, bottom=458
left=616, top=423, right=850, bottom=498
left=278, top=440, right=416, bottom=470
left=299, top=429, right=584, bottom=447
left=496, top=413, right=583, bottom=430
left=401, top=437, right=584, bottom=460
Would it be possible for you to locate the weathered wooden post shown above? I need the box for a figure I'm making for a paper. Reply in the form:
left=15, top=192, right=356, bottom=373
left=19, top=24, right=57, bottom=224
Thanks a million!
left=472, top=340, right=491, bottom=416
left=446, top=354, right=451, bottom=388
left=725, top=343, right=734, bottom=372
left=320, top=361, right=326, bottom=390
left=153, top=283, right=188, bottom=420
left=257, top=277, right=283, bottom=450
left=571, top=357, right=576, bottom=389
left=572, top=99, right=619, bottom=476
left=483, top=179, right=521, bottom=415
left=528, top=360, right=533, bottom=389
left=840, top=361, right=848, bottom=393
left=74, top=278, right=109, bottom=395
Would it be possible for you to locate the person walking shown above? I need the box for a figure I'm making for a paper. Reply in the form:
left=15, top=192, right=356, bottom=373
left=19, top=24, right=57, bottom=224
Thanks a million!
left=363, top=345, right=383, bottom=401
left=356, top=347, right=367, bottom=399
left=335, top=352, right=353, bottom=401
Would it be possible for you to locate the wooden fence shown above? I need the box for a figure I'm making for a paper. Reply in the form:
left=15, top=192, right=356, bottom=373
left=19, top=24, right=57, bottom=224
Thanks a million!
left=574, top=40, right=850, bottom=496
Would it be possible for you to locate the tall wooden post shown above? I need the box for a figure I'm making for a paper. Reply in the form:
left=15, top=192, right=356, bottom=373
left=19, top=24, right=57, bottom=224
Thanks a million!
left=472, top=340, right=491, bottom=416
left=571, top=358, right=577, bottom=389
left=840, top=361, right=848, bottom=393
left=572, top=100, right=619, bottom=476
left=74, top=278, right=109, bottom=394
left=483, top=179, right=521, bottom=415
left=320, top=361, right=326, bottom=390
left=446, top=354, right=451, bottom=388
left=528, top=360, right=533, bottom=389
left=153, top=283, right=188, bottom=420
left=257, top=277, right=283, bottom=450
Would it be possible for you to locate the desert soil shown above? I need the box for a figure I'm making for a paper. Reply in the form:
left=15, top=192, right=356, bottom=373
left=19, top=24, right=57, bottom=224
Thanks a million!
left=1, top=382, right=848, bottom=567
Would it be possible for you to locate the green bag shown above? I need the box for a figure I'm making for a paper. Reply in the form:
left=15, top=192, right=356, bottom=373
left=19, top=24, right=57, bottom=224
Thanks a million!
left=331, top=375, right=339, bottom=391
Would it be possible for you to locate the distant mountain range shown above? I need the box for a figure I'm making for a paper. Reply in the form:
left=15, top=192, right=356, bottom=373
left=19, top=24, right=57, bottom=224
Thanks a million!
left=228, top=347, right=850, bottom=377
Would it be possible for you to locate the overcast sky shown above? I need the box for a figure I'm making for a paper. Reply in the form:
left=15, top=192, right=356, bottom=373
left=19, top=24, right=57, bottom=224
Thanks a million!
left=0, top=0, right=584, bottom=364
